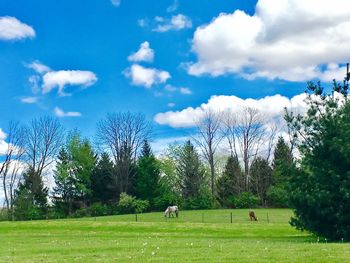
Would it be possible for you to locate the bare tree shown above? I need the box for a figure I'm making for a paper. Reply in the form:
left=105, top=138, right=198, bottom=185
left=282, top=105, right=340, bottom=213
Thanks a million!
left=0, top=122, right=25, bottom=220
left=222, top=110, right=239, bottom=159
left=97, top=112, right=151, bottom=195
left=193, top=110, right=223, bottom=196
left=265, top=123, right=279, bottom=163
left=236, top=107, right=266, bottom=191
left=24, top=117, right=64, bottom=177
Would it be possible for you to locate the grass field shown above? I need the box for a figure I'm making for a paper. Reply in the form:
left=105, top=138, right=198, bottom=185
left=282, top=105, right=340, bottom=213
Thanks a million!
left=0, top=209, right=349, bottom=262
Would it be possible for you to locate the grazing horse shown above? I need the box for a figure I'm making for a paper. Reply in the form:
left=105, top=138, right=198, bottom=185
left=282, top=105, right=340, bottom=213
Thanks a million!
left=164, top=206, right=179, bottom=218
left=249, top=210, right=258, bottom=221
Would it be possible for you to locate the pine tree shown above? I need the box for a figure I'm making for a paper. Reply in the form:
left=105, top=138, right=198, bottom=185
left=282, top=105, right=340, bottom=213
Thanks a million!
left=250, top=157, right=272, bottom=206
left=177, top=140, right=205, bottom=199
left=91, top=152, right=116, bottom=203
left=267, top=137, right=293, bottom=207
left=216, top=155, right=243, bottom=207
left=14, top=167, right=48, bottom=220
left=135, top=140, right=161, bottom=207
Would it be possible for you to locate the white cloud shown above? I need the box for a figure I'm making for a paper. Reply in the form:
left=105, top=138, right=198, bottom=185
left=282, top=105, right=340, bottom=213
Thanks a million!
left=54, top=107, right=82, bottom=118
left=165, top=84, right=192, bottom=95
left=21, top=96, right=39, bottom=104
left=154, top=93, right=308, bottom=128
left=138, top=19, right=148, bottom=28
left=188, top=0, right=350, bottom=82
left=167, top=102, right=176, bottom=108
left=0, top=16, right=35, bottom=41
left=111, top=0, right=121, bottom=7
left=128, top=41, right=154, bottom=63
left=167, top=0, right=179, bottom=13
left=153, top=14, right=192, bottom=32
left=0, top=128, right=8, bottom=155
left=124, top=64, right=171, bottom=88
left=27, top=61, right=51, bottom=74
left=42, top=70, right=97, bottom=95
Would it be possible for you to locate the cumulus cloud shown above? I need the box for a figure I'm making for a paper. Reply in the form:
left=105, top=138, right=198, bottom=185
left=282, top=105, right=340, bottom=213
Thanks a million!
left=26, top=61, right=98, bottom=96
left=21, top=96, right=39, bottom=104
left=124, top=64, right=171, bottom=88
left=153, top=14, right=192, bottom=32
left=154, top=93, right=308, bottom=128
left=0, top=128, right=8, bottom=155
left=0, top=16, right=35, bottom=41
left=128, top=41, right=154, bottom=63
left=54, top=107, right=82, bottom=118
left=188, top=0, right=350, bottom=82
left=42, top=70, right=97, bottom=95
left=111, top=0, right=121, bottom=7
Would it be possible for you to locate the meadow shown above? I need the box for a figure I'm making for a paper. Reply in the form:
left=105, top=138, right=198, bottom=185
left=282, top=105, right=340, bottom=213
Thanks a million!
left=0, top=209, right=349, bottom=262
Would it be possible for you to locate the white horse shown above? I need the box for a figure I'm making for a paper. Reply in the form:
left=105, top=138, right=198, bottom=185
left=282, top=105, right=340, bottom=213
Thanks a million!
left=164, top=206, right=179, bottom=218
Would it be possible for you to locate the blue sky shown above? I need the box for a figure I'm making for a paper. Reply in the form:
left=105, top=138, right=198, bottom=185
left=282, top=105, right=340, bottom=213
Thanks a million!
left=1, top=0, right=349, bottom=150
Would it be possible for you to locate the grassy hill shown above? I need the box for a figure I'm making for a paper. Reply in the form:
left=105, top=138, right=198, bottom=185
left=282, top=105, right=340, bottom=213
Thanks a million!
left=0, top=209, right=349, bottom=262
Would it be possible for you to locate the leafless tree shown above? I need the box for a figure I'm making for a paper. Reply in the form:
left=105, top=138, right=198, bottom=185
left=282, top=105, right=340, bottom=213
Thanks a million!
left=97, top=112, right=151, bottom=194
left=24, top=117, right=64, bottom=177
left=265, top=123, right=279, bottom=163
left=0, top=121, right=26, bottom=220
left=222, top=110, right=239, bottom=159
left=192, top=109, right=223, bottom=196
left=236, top=107, right=266, bottom=191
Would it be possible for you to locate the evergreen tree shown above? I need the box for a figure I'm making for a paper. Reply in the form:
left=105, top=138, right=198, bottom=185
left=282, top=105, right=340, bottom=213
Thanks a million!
left=14, top=167, right=48, bottom=220
left=286, top=78, right=350, bottom=241
left=267, top=137, right=293, bottom=207
left=177, top=140, right=205, bottom=199
left=91, top=152, right=116, bottom=203
left=216, top=155, right=243, bottom=207
left=52, top=147, right=76, bottom=215
left=135, top=140, right=161, bottom=208
left=250, top=157, right=272, bottom=206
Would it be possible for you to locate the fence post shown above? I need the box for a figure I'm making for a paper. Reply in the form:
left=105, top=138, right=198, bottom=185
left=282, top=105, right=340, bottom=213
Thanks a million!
left=266, top=212, right=269, bottom=223
left=135, top=213, right=138, bottom=222
left=202, top=213, right=204, bottom=223
left=230, top=212, right=233, bottom=223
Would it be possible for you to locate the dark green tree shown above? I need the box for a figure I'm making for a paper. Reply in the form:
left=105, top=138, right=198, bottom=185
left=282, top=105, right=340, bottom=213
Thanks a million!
left=267, top=137, right=293, bottom=207
left=135, top=140, right=161, bottom=207
left=286, top=77, right=350, bottom=241
left=250, top=157, right=272, bottom=206
left=216, top=155, right=243, bottom=207
left=13, top=167, right=48, bottom=220
left=52, top=147, right=75, bottom=216
left=91, top=152, right=115, bottom=203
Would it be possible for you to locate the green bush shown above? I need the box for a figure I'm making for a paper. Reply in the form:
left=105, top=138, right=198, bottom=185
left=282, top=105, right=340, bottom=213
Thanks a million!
left=117, top=192, right=149, bottom=214
left=90, top=202, right=109, bottom=216
left=232, top=192, right=260, bottom=208
left=153, top=191, right=182, bottom=211
left=184, top=189, right=216, bottom=210
left=267, top=185, right=289, bottom=207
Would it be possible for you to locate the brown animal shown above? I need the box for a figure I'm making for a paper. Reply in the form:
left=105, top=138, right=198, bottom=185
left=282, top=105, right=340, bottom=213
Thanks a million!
left=249, top=210, right=258, bottom=221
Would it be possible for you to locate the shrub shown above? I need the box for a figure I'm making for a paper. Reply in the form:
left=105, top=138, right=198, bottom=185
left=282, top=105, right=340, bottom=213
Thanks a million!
left=266, top=185, right=289, bottom=207
left=184, top=189, right=216, bottom=210
left=117, top=192, right=149, bottom=214
left=90, top=202, right=109, bottom=216
left=232, top=192, right=260, bottom=208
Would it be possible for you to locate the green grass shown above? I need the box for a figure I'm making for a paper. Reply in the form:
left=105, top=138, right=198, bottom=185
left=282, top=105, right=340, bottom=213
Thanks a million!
left=0, top=209, right=349, bottom=262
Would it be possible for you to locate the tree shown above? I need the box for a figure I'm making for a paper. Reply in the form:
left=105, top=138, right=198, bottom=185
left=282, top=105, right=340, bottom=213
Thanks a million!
left=285, top=75, right=350, bottom=241
left=135, top=140, right=161, bottom=207
left=91, top=152, right=116, bottom=203
left=0, top=121, right=25, bottom=220
left=216, top=155, right=243, bottom=207
left=267, top=137, right=293, bottom=207
left=13, top=167, right=48, bottom=220
left=177, top=141, right=204, bottom=198
left=193, top=110, right=223, bottom=197
left=250, top=157, right=272, bottom=206
left=97, top=112, right=151, bottom=195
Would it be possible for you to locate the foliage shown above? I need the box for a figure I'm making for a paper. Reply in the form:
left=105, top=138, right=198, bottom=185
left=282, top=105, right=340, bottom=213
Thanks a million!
left=232, top=192, right=260, bottom=208
left=250, top=157, right=272, bottom=205
left=216, top=155, right=243, bottom=207
left=13, top=168, right=48, bottom=220
left=177, top=140, right=206, bottom=199
left=135, top=140, right=161, bottom=207
left=285, top=79, right=350, bottom=241
left=117, top=192, right=149, bottom=214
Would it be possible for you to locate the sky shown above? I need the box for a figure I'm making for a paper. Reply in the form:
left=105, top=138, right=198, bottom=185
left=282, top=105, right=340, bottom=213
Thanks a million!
left=1, top=0, right=350, bottom=153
